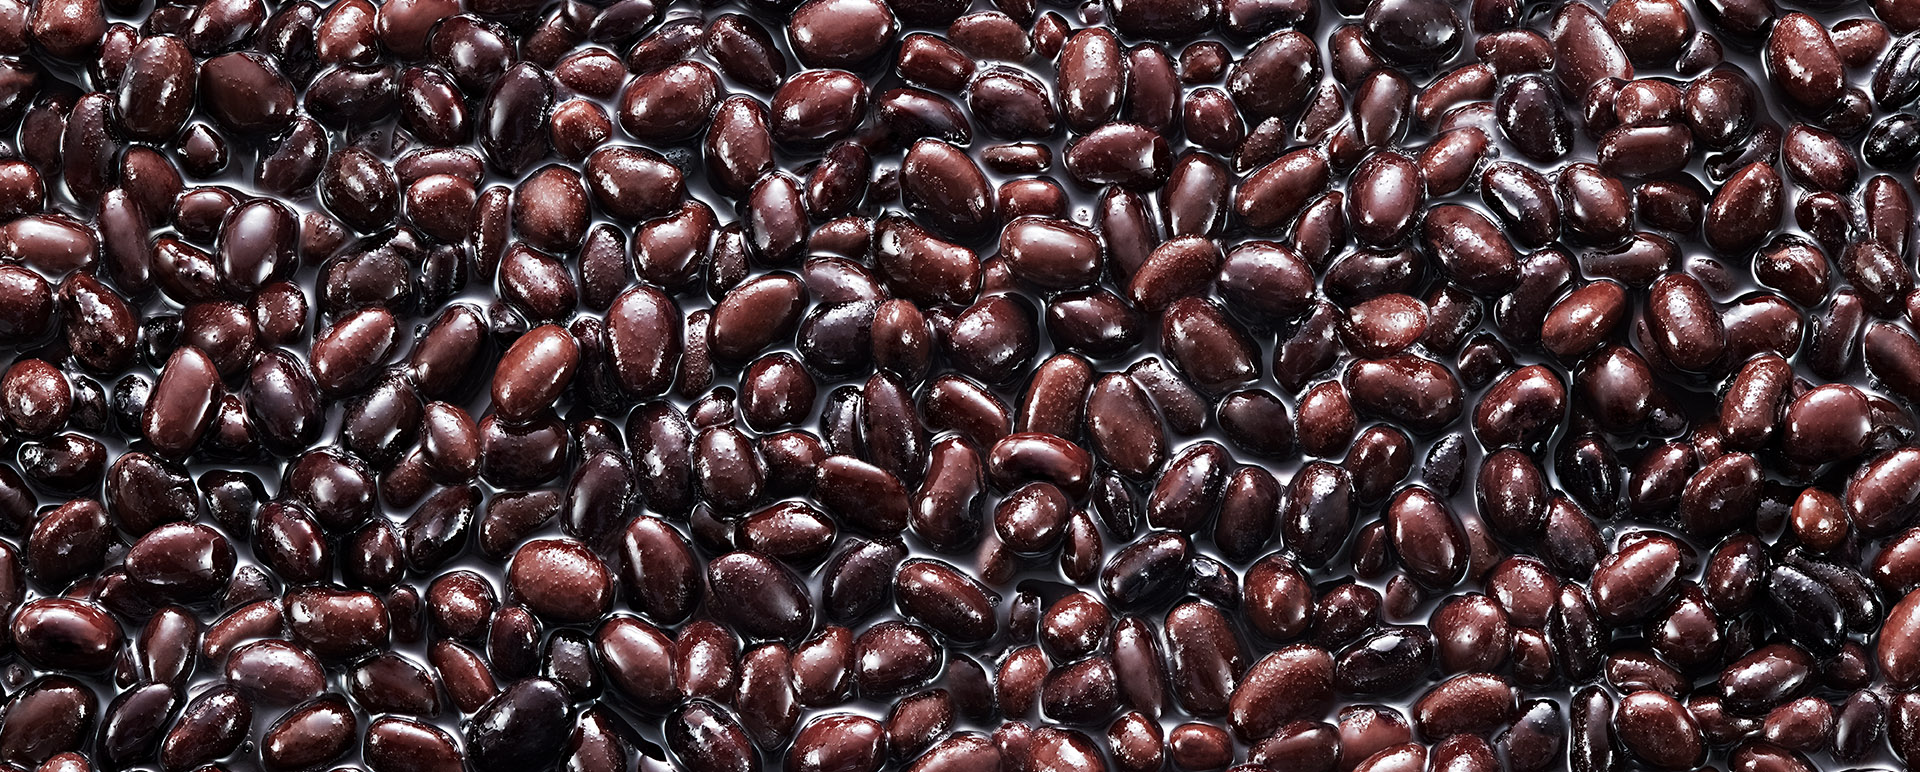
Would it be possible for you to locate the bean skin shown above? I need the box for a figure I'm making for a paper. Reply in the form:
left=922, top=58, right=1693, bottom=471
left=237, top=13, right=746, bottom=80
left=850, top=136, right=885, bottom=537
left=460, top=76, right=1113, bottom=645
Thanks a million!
left=8, top=4, right=1920, bottom=766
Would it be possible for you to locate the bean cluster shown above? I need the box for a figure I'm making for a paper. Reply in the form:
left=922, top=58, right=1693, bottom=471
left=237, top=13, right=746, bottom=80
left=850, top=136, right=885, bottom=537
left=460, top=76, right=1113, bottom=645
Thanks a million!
left=6, top=0, right=1920, bottom=769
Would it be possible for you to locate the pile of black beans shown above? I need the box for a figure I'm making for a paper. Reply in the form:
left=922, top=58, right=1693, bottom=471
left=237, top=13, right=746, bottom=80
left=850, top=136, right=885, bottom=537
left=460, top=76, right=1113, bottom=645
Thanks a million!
left=13, top=0, right=1920, bottom=769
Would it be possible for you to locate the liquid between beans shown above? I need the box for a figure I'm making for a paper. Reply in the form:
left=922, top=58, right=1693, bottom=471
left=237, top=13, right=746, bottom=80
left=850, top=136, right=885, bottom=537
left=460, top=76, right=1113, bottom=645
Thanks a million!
left=3, top=0, right=1920, bottom=770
